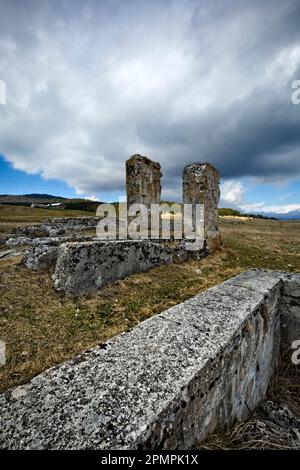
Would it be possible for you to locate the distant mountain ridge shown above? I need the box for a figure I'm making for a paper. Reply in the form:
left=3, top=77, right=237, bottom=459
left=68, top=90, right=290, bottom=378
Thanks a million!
left=19, top=193, right=66, bottom=200
left=0, top=193, right=66, bottom=203
left=258, top=209, right=300, bottom=220
left=220, top=207, right=300, bottom=220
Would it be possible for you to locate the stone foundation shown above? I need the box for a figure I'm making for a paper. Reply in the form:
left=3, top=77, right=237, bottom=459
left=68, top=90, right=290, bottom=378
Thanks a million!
left=0, top=270, right=299, bottom=450
left=16, top=217, right=99, bottom=238
left=22, top=236, right=97, bottom=272
left=16, top=157, right=222, bottom=292
left=52, top=240, right=189, bottom=296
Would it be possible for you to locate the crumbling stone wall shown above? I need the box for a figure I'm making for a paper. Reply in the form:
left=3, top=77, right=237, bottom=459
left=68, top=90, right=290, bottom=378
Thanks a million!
left=22, top=238, right=203, bottom=291
left=52, top=240, right=188, bottom=296
left=22, top=236, right=95, bottom=271
left=16, top=157, right=222, bottom=290
left=126, top=154, right=162, bottom=208
left=183, top=163, right=221, bottom=251
left=16, top=217, right=99, bottom=238
left=0, top=270, right=298, bottom=450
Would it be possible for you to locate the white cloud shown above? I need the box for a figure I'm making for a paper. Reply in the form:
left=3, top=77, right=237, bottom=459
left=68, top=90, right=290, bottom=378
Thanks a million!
left=221, top=179, right=300, bottom=215
left=240, top=202, right=300, bottom=214
left=265, top=45, right=300, bottom=87
left=0, top=0, right=300, bottom=201
left=220, top=180, right=245, bottom=206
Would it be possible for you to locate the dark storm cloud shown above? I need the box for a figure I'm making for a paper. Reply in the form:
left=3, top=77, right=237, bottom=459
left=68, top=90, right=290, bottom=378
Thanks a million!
left=0, top=0, right=300, bottom=198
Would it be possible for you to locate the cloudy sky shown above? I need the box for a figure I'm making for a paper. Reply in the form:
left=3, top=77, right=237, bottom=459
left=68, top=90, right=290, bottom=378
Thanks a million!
left=0, top=0, right=300, bottom=214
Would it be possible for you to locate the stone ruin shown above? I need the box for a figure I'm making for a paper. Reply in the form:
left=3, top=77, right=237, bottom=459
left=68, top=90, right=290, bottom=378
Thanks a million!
left=1, top=157, right=299, bottom=450
left=1, top=155, right=221, bottom=296
left=183, top=163, right=221, bottom=251
left=126, top=154, right=162, bottom=208
left=1, top=270, right=299, bottom=449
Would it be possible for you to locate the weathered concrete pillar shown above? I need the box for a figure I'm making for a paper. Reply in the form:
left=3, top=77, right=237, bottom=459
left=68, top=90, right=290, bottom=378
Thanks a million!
left=183, top=163, right=221, bottom=251
left=126, top=155, right=162, bottom=208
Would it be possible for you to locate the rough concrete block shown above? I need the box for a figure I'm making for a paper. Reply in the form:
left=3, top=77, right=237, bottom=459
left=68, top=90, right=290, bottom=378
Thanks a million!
left=52, top=240, right=175, bottom=296
left=23, top=245, right=59, bottom=272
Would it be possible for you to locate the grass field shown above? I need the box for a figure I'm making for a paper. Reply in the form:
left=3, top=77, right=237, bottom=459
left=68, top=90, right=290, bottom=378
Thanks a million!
left=0, top=204, right=94, bottom=238
left=0, top=207, right=299, bottom=392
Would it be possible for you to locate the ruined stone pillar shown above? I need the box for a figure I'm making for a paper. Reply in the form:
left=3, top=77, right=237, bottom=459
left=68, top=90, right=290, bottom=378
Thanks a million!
left=126, top=154, right=162, bottom=208
left=183, top=163, right=221, bottom=251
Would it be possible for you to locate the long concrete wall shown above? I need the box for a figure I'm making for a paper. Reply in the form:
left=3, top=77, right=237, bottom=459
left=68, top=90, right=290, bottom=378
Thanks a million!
left=0, top=270, right=299, bottom=449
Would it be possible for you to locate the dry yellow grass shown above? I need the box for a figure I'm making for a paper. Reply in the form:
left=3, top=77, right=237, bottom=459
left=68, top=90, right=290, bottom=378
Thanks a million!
left=0, top=215, right=299, bottom=392
left=0, top=204, right=95, bottom=222
left=220, top=215, right=254, bottom=221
